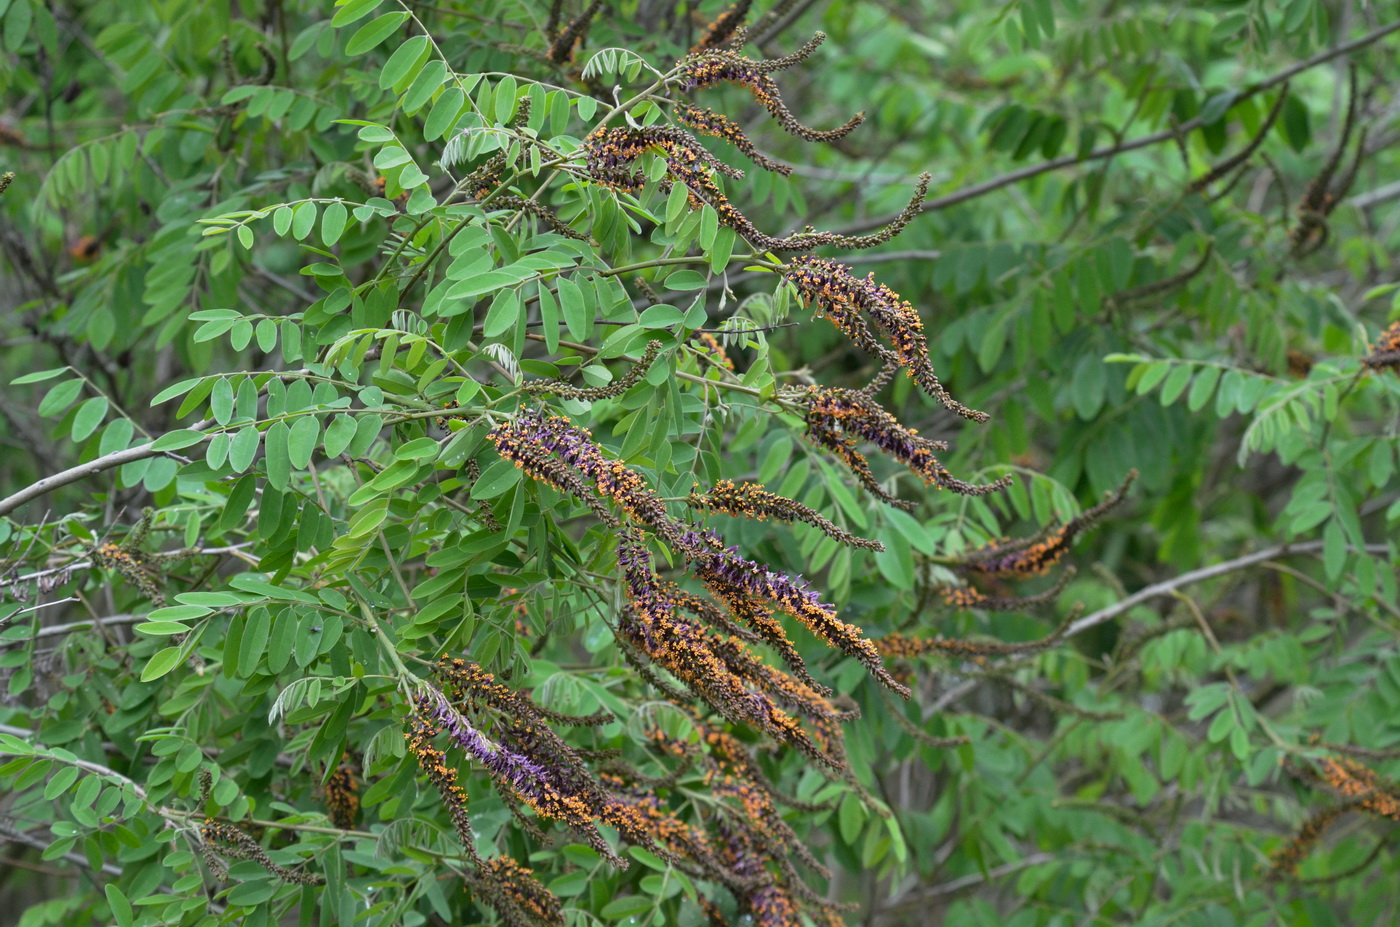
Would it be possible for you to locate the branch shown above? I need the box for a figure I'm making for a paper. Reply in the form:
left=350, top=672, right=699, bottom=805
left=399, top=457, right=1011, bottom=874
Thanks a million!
left=0, top=428, right=212, bottom=517
left=923, top=542, right=1392, bottom=714
left=0, top=613, right=140, bottom=646
left=0, top=822, right=125, bottom=879
left=1062, top=541, right=1390, bottom=640
left=836, top=19, right=1400, bottom=235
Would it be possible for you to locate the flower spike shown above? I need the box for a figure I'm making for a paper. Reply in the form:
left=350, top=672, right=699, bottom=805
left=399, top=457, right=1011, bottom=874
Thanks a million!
left=786, top=255, right=982, bottom=417
left=677, top=33, right=865, bottom=142
left=689, top=478, right=884, bottom=550
left=803, top=387, right=1009, bottom=506
left=959, top=470, right=1136, bottom=577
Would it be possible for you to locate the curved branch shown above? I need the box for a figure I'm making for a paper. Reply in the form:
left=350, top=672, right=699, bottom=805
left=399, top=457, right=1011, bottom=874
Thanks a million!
left=835, top=19, right=1400, bottom=235
left=1063, top=541, right=1391, bottom=640
left=925, top=542, right=1392, bottom=714
left=0, top=429, right=212, bottom=517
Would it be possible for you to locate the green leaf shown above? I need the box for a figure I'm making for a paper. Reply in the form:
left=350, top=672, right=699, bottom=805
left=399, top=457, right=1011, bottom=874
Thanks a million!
left=330, top=0, right=383, bottom=26
left=42, top=763, right=80, bottom=800
left=599, top=897, right=652, bottom=919
left=321, top=201, right=348, bottom=246
left=291, top=201, right=318, bottom=241
left=140, top=646, right=184, bottom=682
left=105, top=884, right=133, bottom=927
left=345, top=11, right=407, bottom=55
left=1158, top=365, right=1193, bottom=406
left=379, top=33, right=430, bottom=89
left=37, top=378, right=83, bottom=418
left=482, top=288, right=522, bottom=338
left=264, top=421, right=291, bottom=490
left=150, top=429, right=206, bottom=451
left=1186, top=366, right=1221, bottom=412
left=471, top=458, right=522, bottom=499
left=663, top=270, right=708, bottom=291
left=287, top=415, right=320, bottom=470
left=229, top=425, right=261, bottom=473
left=638, top=305, right=686, bottom=329
left=11, top=366, right=69, bottom=385
left=70, top=396, right=109, bottom=442
left=148, top=605, right=214, bottom=621
left=424, top=87, right=464, bottom=141
left=134, top=621, right=192, bottom=636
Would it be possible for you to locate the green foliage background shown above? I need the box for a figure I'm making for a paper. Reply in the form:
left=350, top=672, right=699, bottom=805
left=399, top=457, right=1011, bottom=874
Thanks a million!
left=2, top=0, right=1399, bottom=925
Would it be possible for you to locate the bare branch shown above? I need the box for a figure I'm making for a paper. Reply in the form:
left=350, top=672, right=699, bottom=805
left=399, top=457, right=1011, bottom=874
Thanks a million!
left=0, top=427, right=213, bottom=517
left=834, top=19, right=1400, bottom=235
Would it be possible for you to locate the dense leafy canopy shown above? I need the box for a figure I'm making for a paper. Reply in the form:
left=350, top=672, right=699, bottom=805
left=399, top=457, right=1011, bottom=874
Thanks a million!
left=2, top=1, right=1400, bottom=925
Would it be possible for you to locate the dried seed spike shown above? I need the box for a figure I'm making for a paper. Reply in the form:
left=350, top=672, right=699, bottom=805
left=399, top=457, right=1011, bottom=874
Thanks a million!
left=799, top=172, right=931, bottom=251
left=1362, top=321, right=1400, bottom=372
left=201, top=820, right=324, bottom=885
left=1190, top=87, right=1288, bottom=193
left=510, top=93, right=532, bottom=129
left=545, top=0, right=565, bottom=37
left=674, top=103, right=793, bottom=175
left=941, top=567, right=1075, bottom=611
left=522, top=340, right=663, bottom=399
left=786, top=257, right=987, bottom=419
left=0, top=172, right=14, bottom=197
left=489, top=195, right=591, bottom=240
left=961, top=470, right=1136, bottom=576
left=677, top=37, right=865, bottom=142
left=754, top=30, right=826, bottom=72
left=1267, top=802, right=1353, bottom=880
left=804, top=388, right=1007, bottom=502
left=695, top=0, right=754, bottom=51
left=548, top=0, right=606, bottom=64
left=689, top=479, right=884, bottom=550
left=876, top=609, right=1075, bottom=660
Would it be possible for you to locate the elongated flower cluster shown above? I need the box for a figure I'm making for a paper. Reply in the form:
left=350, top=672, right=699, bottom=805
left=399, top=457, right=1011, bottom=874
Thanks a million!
left=633, top=723, right=849, bottom=924
left=324, top=754, right=359, bottom=830
left=523, top=340, right=662, bottom=399
left=1271, top=753, right=1400, bottom=879
left=694, top=0, right=753, bottom=50
left=582, top=126, right=926, bottom=252
left=466, top=857, right=564, bottom=927
left=200, top=820, right=323, bottom=885
left=803, top=387, right=1008, bottom=508
left=489, top=410, right=679, bottom=543
left=1313, top=756, right=1400, bottom=819
left=689, top=479, right=883, bottom=550
left=405, top=702, right=480, bottom=862
left=677, top=32, right=864, bottom=142
left=1362, top=320, right=1400, bottom=372
left=693, top=330, right=735, bottom=370
left=688, top=533, right=909, bottom=696
left=547, top=0, right=604, bottom=64
left=785, top=255, right=982, bottom=418
left=617, top=534, right=841, bottom=766
left=417, top=676, right=631, bottom=865
left=959, top=470, right=1136, bottom=577
left=490, top=412, right=904, bottom=698
left=675, top=103, right=792, bottom=176
left=1268, top=803, right=1351, bottom=879
left=875, top=613, right=1073, bottom=661
left=939, top=568, right=1074, bottom=611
